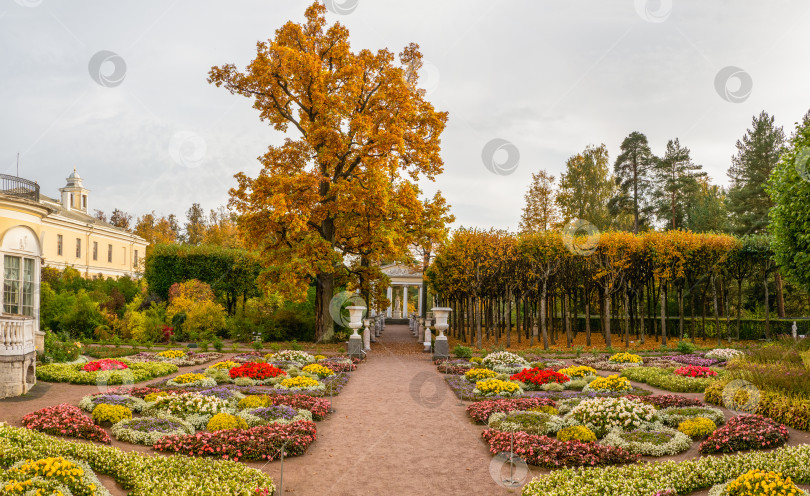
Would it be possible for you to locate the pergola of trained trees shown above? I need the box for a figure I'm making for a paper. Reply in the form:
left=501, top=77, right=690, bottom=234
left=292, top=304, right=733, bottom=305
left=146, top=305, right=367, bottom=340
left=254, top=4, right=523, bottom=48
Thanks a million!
left=428, top=229, right=780, bottom=350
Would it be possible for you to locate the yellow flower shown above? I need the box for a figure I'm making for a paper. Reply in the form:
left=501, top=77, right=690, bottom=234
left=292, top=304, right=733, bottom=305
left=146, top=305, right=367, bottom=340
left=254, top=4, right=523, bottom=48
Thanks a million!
left=608, top=352, right=642, bottom=364
left=279, top=376, right=320, bottom=389
left=171, top=373, right=207, bottom=384
left=464, top=368, right=498, bottom=382
left=158, top=349, right=186, bottom=359
left=302, top=363, right=335, bottom=378
left=587, top=374, right=632, bottom=392
left=557, top=365, right=597, bottom=379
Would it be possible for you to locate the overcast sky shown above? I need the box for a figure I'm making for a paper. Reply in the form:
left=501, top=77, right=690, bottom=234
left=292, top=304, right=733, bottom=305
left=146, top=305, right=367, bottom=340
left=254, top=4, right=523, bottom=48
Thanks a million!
left=2, top=0, right=809, bottom=231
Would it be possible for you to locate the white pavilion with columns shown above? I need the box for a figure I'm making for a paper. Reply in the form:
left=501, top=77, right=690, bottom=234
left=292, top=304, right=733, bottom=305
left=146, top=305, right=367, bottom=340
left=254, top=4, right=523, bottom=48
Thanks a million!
left=380, top=262, right=424, bottom=318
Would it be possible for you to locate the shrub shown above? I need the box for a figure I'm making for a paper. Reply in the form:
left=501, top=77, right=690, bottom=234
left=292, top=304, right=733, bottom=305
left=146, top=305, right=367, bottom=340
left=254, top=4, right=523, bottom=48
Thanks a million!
left=207, top=413, right=249, bottom=432
left=453, top=345, right=473, bottom=358
left=510, top=368, right=570, bottom=389
left=568, top=397, right=658, bottom=437
left=584, top=375, right=632, bottom=393
left=464, top=368, right=498, bottom=382
left=42, top=331, right=82, bottom=363
left=91, top=404, right=132, bottom=425
left=556, top=425, right=596, bottom=443
left=153, top=420, right=317, bottom=461
left=466, top=397, right=556, bottom=423
left=699, top=415, right=789, bottom=454
left=676, top=340, right=697, bottom=354
left=184, top=300, right=227, bottom=342
left=678, top=417, right=717, bottom=438
left=22, top=404, right=111, bottom=444
left=482, top=429, right=639, bottom=468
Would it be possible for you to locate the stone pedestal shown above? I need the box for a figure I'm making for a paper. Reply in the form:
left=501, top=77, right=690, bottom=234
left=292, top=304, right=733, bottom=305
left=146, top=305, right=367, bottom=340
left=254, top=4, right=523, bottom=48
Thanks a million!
left=348, top=335, right=364, bottom=359
left=0, top=351, right=36, bottom=399
left=35, top=330, right=45, bottom=354
left=362, top=319, right=372, bottom=351
left=433, top=335, right=449, bottom=360
left=423, top=326, right=432, bottom=353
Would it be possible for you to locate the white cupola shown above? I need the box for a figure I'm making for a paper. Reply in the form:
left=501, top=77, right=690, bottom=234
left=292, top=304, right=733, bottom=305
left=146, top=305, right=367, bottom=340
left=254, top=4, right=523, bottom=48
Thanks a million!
left=59, top=169, right=90, bottom=212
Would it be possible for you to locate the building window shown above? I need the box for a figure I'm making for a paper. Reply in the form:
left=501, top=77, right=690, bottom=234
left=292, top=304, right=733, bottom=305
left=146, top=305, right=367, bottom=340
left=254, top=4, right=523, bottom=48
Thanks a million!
left=93, top=241, right=98, bottom=261
left=76, top=238, right=81, bottom=258
left=4, top=256, right=35, bottom=316
left=107, top=244, right=113, bottom=263
left=122, top=247, right=126, bottom=265
left=82, top=195, right=87, bottom=209
left=69, top=193, right=74, bottom=207
left=134, top=249, right=139, bottom=266
left=57, top=234, right=63, bottom=256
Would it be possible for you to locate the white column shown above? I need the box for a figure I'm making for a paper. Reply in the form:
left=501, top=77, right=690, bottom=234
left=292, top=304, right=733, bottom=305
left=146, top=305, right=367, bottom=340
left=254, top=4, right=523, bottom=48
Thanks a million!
left=417, top=284, right=423, bottom=316
left=402, top=285, right=408, bottom=317
left=386, top=286, right=392, bottom=317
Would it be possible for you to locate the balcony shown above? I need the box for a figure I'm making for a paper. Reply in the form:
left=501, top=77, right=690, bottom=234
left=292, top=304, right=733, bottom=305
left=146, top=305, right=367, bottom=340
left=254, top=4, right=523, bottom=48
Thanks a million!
left=0, top=174, right=40, bottom=203
left=0, top=316, right=36, bottom=357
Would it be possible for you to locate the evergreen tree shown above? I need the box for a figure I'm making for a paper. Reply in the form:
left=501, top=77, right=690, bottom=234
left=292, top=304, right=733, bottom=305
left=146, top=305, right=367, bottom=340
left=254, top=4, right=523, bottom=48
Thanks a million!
left=519, top=169, right=559, bottom=232
left=652, top=138, right=706, bottom=229
left=609, top=131, right=656, bottom=233
left=183, top=203, right=207, bottom=245
left=556, top=144, right=614, bottom=229
left=686, top=177, right=729, bottom=233
left=727, top=111, right=786, bottom=235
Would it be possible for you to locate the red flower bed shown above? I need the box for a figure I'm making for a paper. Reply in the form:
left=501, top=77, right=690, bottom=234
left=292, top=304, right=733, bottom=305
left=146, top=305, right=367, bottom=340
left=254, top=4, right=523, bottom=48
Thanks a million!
left=674, top=365, right=717, bottom=378
left=21, top=404, right=111, bottom=444
left=626, top=394, right=704, bottom=409
left=482, top=429, right=639, bottom=468
left=699, top=414, right=789, bottom=454
left=510, top=368, right=570, bottom=388
left=229, top=362, right=287, bottom=380
left=266, top=394, right=331, bottom=421
left=82, top=358, right=129, bottom=372
left=466, top=397, right=556, bottom=424
left=153, top=420, right=317, bottom=461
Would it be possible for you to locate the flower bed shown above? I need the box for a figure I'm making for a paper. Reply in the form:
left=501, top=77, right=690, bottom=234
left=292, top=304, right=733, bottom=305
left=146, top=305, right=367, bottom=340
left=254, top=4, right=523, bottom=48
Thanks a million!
left=621, top=366, right=718, bottom=393
left=82, top=358, right=129, bottom=372
left=266, top=350, right=315, bottom=366
left=153, top=420, right=317, bottom=461
left=699, top=415, right=789, bottom=454
left=236, top=393, right=330, bottom=421
left=320, top=357, right=356, bottom=373
left=91, top=404, right=132, bottom=425
left=625, top=394, right=704, bottom=409
left=705, top=348, right=744, bottom=361
left=675, top=365, right=718, bottom=378
left=583, top=375, right=632, bottom=393
left=206, top=413, right=248, bottom=432
left=474, top=378, right=522, bottom=397
left=709, top=469, right=809, bottom=496
left=21, top=404, right=110, bottom=444
left=238, top=406, right=313, bottom=427
left=482, top=351, right=528, bottom=368
left=510, top=368, right=570, bottom=389
left=678, top=417, right=717, bottom=438
left=482, top=429, right=639, bottom=468
left=558, top=365, right=598, bottom=379
left=568, top=397, right=658, bottom=438
left=79, top=393, right=147, bottom=413
left=127, top=351, right=224, bottom=367
left=111, top=414, right=195, bottom=445
left=2, top=455, right=110, bottom=496
left=662, top=354, right=721, bottom=367
left=278, top=376, right=322, bottom=390
left=609, top=352, right=643, bottom=364
left=301, top=363, right=334, bottom=378
left=557, top=425, right=597, bottom=442
left=521, top=442, right=810, bottom=496
left=600, top=427, right=692, bottom=456
left=208, top=360, right=239, bottom=370
left=229, top=362, right=287, bottom=381
left=0, top=424, right=275, bottom=495
left=36, top=361, right=178, bottom=385
left=464, top=367, right=498, bottom=382
left=658, top=406, right=726, bottom=427
left=705, top=380, right=810, bottom=431
left=466, top=397, right=555, bottom=423
left=144, top=392, right=233, bottom=429
left=167, top=373, right=217, bottom=388
left=488, top=410, right=568, bottom=436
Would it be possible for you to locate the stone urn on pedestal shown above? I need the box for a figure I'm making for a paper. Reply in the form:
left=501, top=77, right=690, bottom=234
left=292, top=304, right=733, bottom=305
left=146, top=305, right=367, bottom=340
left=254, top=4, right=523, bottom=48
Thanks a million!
left=347, top=306, right=366, bottom=359
left=432, top=307, right=452, bottom=360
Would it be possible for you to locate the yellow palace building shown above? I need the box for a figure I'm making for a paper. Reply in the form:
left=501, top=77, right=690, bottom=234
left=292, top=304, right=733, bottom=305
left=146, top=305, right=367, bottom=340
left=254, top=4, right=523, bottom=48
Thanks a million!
left=0, top=170, right=146, bottom=398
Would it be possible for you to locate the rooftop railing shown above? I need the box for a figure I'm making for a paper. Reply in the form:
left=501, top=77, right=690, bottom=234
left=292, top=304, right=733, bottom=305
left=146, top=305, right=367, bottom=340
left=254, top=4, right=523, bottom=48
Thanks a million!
left=0, top=174, right=39, bottom=202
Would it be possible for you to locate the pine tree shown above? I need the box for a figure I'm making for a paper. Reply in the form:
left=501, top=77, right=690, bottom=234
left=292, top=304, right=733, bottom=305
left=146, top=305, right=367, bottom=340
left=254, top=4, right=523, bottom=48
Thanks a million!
left=685, top=178, right=729, bottom=233
left=609, top=131, right=656, bottom=233
left=556, top=144, right=614, bottom=229
left=727, top=111, right=786, bottom=235
left=519, top=169, right=559, bottom=232
left=652, top=138, right=706, bottom=229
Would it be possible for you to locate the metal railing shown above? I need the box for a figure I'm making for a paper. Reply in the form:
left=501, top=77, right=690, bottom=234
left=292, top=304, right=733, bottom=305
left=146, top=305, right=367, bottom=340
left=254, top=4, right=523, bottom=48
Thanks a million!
left=0, top=174, right=39, bottom=202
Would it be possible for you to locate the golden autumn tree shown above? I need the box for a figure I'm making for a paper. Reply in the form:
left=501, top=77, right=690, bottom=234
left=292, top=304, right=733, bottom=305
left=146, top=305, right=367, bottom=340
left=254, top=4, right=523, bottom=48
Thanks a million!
left=209, top=3, right=448, bottom=340
left=134, top=211, right=180, bottom=252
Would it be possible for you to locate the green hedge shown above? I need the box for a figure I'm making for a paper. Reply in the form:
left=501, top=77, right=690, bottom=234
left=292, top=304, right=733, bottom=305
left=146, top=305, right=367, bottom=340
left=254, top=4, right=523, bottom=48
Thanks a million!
left=36, top=361, right=177, bottom=384
left=144, top=244, right=262, bottom=313
left=620, top=366, right=720, bottom=393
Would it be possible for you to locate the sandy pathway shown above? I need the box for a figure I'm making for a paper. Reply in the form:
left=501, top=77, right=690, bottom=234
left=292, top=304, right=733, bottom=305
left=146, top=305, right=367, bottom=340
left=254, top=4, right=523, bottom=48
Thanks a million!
left=255, top=324, right=516, bottom=496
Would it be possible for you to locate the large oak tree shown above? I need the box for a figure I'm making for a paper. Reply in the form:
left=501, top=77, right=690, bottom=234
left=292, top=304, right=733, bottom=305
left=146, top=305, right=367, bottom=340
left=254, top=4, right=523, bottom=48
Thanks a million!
left=209, top=4, right=448, bottom=340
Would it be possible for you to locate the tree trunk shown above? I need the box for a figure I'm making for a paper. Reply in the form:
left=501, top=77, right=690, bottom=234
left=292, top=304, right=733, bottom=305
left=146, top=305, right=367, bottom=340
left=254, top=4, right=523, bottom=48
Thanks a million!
left=677, top=286, right=684, bottom=340
left=564, top=293, right=572, bottom=348
left=623, top=290, right=631, bottom=348
left=712, top=276, right=721, bottom=346
left=775, top=270, right=786, bottom=319
left=604, top=291, right=612, bottom=348
left=585, top=288, right=592, bottom=347
left=764, top=274, right=771, bottom=340
left=314, top=272, right=335, bottom=342
left=506, top=293, right=512, bottom=348
left=660, top=281, right=667, bottom=346
left=540, top=282, right=549, bottom=350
